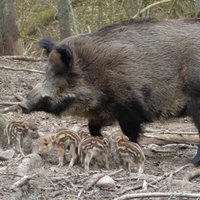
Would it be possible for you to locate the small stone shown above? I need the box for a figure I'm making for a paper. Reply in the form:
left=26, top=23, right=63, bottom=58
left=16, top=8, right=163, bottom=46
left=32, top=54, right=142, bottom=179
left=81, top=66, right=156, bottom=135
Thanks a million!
left=0, top=149, right=15, bottom=161
left=96, top=175, right=116, bottom=191
left=50, top=166, right=59, bottom=173
left=17, top=153, right=43, bottom=176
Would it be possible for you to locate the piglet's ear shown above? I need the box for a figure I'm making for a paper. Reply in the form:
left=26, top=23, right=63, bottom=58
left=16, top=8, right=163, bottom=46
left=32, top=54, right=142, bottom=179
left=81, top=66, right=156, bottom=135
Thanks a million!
left=39, top=38, right=56, bottom=55
left=55, top=45, right=74, bottom=71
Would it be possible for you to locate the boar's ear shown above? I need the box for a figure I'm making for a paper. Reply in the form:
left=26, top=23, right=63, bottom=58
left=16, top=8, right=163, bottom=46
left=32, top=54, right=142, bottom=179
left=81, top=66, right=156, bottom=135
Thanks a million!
left=55, top=44, right=74, bottom=70
left=39, top=38, right=56, bottom=55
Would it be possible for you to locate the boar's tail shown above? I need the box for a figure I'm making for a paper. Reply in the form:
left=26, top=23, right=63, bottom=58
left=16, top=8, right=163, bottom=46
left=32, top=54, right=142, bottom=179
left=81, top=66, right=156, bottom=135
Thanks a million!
left=38, top=38, right=55, bottom=54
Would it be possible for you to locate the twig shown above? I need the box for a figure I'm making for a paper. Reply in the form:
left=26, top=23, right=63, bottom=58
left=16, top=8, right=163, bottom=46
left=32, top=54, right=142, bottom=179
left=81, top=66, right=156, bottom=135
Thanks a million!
left=122, top=164, right=192, bottom=193
left=0, top=66, right=45, bottom=74
left=14, top=94, right=24, bottom=101
left=114, top=192, right=200, bottom=200
left=187, top=169, right=200, bottom=181
left=77, top=188, right=83, bottom=199
left=50, top=176, right=69, bottom=182
left=0, top=55, right=46, bottom=62
left=135, top=0, right=144, bottom=18
left=10, top=174, right=35, bottom=190
left=0, top=102, right=19, bottom=106
left=1, top=104, right=21, bottom=113
left=142, top=180, right=147, bottom=191
left=6, top=156, right=25, bottom=170
left=149, top=164, right=193, bottom=186
left=40, top=174, right=56, bottom=188
left=0, top=173, right=22, bottom=177
left=108, top=169, right=124, bottom=177
left=133, top=0, right=173, bottom=18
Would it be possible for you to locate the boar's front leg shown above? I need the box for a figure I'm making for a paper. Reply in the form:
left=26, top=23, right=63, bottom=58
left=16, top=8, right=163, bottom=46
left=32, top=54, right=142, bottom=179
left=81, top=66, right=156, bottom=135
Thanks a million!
left=192, top=146, right=200, bottom=165
left=88, top=120, right=102, bottom=136
left=187, top=98, right=200, bottom=165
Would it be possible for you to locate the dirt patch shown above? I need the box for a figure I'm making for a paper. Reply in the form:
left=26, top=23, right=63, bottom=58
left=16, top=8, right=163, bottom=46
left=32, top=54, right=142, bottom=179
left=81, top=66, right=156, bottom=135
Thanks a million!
left=0, top=58, right=200, bottom=200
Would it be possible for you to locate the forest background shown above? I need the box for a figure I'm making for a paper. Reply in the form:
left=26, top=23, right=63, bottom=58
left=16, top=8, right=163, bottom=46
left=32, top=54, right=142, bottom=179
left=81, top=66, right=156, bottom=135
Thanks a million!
left=0, top=0, right=199, bottom=56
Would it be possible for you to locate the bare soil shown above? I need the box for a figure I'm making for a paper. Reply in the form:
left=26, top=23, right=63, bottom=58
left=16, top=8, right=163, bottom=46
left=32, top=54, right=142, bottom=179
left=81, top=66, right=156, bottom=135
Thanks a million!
left=0, top=58, right=200, bottom=200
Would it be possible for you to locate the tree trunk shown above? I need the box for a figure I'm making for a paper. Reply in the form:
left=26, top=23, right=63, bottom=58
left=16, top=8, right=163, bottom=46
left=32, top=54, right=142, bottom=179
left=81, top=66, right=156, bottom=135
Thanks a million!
left=0, top=0, right=23, bottom=55
left=195, top=0, right=200, bottom=17
left=58, top=0, right=71, bottom=39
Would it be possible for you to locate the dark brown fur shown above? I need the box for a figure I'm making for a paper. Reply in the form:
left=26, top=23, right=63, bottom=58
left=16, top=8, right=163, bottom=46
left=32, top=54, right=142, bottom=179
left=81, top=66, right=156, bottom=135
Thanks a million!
left=19, top=17, right=200, bottom=164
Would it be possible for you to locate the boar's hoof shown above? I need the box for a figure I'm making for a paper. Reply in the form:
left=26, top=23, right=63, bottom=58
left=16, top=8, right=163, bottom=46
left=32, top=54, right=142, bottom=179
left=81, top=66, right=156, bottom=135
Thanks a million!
left=191, top=144, right=200, bottom=166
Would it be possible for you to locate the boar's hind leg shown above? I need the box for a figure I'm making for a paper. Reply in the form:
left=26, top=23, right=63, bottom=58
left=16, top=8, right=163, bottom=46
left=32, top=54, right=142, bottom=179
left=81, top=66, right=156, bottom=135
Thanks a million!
left=116, top=103, right=147, bottom=143
left=88, top=120, right=102, bottom=136
left=118, top=117, right=141, bottom=143
left=187, top=98, right=200, bottom=165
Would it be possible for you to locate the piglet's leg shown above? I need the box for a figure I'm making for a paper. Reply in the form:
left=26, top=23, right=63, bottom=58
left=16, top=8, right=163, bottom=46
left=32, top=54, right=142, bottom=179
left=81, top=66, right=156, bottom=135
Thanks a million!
left=68, top=144, right=78, bottom=168
left=84, top=151, right=93, bottom=171
left=88, top=120, right=102, bottom=136
left=17, top=135, right=25, bottom=156
left=58, top=145, right=65, bottom=166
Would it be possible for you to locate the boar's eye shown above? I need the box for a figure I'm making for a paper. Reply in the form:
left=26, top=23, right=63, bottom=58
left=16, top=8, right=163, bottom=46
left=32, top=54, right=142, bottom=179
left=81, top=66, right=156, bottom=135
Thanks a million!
left=59, top=84, right=66, bottom=93
left=66, top=72, right=80, bottom=86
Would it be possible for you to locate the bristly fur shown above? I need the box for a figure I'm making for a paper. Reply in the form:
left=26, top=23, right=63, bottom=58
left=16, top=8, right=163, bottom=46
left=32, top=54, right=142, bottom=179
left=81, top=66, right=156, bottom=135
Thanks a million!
left=96, top=17, right=159, bottom=35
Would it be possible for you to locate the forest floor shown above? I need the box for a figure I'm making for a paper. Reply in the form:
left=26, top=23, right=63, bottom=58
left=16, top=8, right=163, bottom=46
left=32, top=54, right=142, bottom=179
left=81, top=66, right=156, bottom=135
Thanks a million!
left=1, top=57, right=200, bottom=200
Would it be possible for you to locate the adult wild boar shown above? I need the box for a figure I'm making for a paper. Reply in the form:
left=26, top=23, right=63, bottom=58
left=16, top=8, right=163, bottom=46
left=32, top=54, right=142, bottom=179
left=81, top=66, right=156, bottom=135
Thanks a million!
left=19, top=18, right=200, bottom=164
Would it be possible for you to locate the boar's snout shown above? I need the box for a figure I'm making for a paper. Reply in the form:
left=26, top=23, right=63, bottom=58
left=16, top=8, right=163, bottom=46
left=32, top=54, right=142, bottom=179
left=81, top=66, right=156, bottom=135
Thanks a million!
left=19, top=101, right=32, bottom=114
left=19, top=81, right=54, bottom=114
left=19, top=95, right=52, bottom=114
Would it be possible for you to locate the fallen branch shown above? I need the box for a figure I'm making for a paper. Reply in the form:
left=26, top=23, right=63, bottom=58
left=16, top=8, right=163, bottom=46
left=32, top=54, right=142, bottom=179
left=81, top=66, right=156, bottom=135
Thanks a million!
left=146, top=143, right=195, bottom=153
left=1, top=104, right=21, bottom=113
left=0, top=66, right=45, bottom=74
left=0, top=102, right=19, bottom=106
left=140, top=132, right=199, bottom=145
left=10, top=175, right=34, bottom=190
left=0, top=55, right=46, bottom=62
left=114, top=192, right=200, bottom=200
left=144, top=128, right=198, bottom=135
left=0, top=173, right=22, bottom=177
